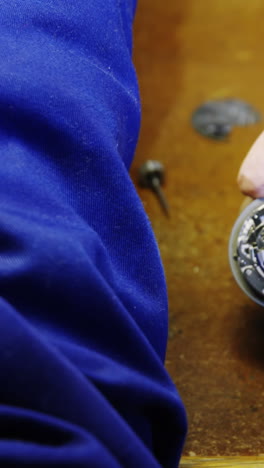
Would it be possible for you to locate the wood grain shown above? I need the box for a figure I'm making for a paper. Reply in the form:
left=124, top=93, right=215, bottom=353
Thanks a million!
left=181, top=457, right=264, bottom=468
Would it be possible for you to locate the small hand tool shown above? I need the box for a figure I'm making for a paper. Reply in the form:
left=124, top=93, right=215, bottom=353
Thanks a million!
left=138, top=160, right=170, bottom=217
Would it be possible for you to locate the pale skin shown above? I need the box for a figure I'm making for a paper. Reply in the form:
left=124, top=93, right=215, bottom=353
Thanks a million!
left=238, top=131, right=264, bottom=198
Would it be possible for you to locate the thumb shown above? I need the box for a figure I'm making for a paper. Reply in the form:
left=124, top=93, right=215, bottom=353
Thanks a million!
left=237, top=131, right=264, bottom=198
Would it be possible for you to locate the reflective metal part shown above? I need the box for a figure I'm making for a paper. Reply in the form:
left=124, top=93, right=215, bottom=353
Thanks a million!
left=229, top=199, right=264, bottom=306
left=138, top=160, right=170, bottom=217
left=192, top=99, right=261, bottom=140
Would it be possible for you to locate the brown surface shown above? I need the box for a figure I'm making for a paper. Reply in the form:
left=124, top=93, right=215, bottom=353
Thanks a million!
left=131, top=0, right=264, bottom=458
left=181, top=456, right=264, bottom=468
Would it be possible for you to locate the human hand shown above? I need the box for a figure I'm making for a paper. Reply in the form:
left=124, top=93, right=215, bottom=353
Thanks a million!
left=237, top=131, right=264, bottom=198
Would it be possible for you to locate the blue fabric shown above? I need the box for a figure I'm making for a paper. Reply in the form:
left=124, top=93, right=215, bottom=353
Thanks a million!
left=0, top=1, right=187, bottom=466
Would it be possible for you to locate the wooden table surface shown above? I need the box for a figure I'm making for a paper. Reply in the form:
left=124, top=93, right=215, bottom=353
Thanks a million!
left=180, top=456, right=264, bottom=467
left=131, top=0, right=264, bottom=457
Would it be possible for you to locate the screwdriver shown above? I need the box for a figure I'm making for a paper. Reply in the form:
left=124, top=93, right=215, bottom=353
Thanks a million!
left=138, top=160, right=170, bottom=217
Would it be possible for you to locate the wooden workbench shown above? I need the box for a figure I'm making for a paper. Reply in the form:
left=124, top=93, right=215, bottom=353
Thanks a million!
left=131, top=0, right=264, bottom=457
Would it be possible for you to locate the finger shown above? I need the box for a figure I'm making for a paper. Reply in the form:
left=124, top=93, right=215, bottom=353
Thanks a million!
left=237, top=130, right=264, bottom=198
